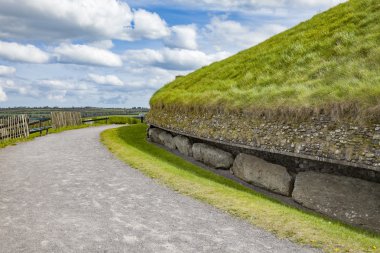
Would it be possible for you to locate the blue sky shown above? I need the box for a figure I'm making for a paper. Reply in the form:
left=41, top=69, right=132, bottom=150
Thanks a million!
left=0, top=0, right=345, bottom=108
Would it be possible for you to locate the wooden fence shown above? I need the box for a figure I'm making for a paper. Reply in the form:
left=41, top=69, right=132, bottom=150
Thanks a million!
left=51, top=111, right=82, bottom=129
left=0, top=115, right=29, bottom=141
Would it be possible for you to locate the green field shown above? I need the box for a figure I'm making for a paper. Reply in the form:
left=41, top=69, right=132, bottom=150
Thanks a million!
left=0, top=107, right=148, bottom=118
left=101, top=124, right=380, bottom=253
left=85, top=115, right=140, bottom=125
left=150, top=0, right=380, bottom=122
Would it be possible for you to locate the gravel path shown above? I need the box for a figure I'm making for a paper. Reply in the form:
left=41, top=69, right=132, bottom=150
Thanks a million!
left=0, top=126, right=318, bottom=253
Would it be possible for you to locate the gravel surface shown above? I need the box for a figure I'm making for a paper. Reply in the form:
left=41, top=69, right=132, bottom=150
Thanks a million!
left=0, top=126, right=319, bottom=253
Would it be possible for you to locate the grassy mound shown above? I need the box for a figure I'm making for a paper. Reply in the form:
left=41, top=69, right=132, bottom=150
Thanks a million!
left=150, top=0, right=380, bottom=122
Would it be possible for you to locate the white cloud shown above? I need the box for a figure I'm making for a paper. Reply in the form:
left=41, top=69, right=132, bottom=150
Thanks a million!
left=54, top=43, right=123, bottom=67
left=0, top=86, right=7, bottom=101
left=88, top=74, right=124, bottom=86
left=0, top=65, right=16, bottom=75
left=203, top=17, right=287, bottom=52
left=124, top=66, right=181, bottom=89
left=123, top=49, right=162, bottom=66
left=0, top=79, right=15, bottom=89
left=124, top=47, right=230, bottom=70
left=128, top=9, right=170, bottom=40
left=165, top=25, right=198, bottom=50
left=0, top=79, right=39, bottom=97
left=0, top=0, right=132, bottom=41
left=0, top=41, right=49, bottom=63
left=0, top=0, right=172, bottom=42
left=88, top=40, right=114, bottom=50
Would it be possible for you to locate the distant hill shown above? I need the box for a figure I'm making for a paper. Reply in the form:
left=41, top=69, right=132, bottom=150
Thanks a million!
left=150, top=0, right=380, bottom=122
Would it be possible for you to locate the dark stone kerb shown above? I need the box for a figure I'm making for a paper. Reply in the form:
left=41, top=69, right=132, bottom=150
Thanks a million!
left=149, top=124, right=380, bottom=183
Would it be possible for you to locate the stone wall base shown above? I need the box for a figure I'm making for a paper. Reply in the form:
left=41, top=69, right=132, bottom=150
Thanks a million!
left=148, top=125, right=380, bottom=233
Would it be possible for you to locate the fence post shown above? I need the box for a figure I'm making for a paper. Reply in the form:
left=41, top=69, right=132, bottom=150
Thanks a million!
left=39, top=119, right=42, bottom=136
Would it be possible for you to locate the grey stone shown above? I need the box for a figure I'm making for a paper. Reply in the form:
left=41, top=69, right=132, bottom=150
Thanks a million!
left=192, top=143, right=203, bottom=162
left=232, top=153, right=293, bottom=196
left=158, top=131, right=176, bottom=150
left=192, top=143, right=234, bottom=169
left=174, top=135, right=192, bottom=156
left=148, top=128, right=164, bottom=144
left=292, top=171, right=380, bottom=232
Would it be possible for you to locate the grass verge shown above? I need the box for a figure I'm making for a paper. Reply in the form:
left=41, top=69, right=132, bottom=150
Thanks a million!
left=0, top=124, right=89, bottom=149
left=101, top=124, right=380, bottom=253
left=84, top=115, right=140, bottom=125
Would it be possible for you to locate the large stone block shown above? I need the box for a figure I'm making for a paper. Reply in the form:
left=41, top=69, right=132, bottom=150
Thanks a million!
left=158, top=131, right=176, bottom=150
left=192, top=143, right=234, bottom=169
left=292, top=171, right=380, bottom=231
left=192, top=143, right=203, bottom=161
left=231, top=153, right=293, bottom=196
left=174, top=135, right=192, bottom=156
left=148, top=128, right=164, bottom=144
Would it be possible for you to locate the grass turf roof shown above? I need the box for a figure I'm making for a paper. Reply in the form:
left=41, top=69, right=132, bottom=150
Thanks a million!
left=150, top=0, right=380, bottom=122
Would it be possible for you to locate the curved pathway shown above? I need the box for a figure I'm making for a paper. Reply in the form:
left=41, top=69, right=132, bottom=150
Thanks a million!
left=0, top=126, right=317, bottom=253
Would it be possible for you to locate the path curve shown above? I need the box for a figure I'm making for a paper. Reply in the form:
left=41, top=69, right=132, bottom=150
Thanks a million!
left=0, top=126, right=317, bottom=253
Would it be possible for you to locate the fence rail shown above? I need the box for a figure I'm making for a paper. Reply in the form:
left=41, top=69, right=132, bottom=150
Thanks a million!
left=0, top=115, right=29, bottom=140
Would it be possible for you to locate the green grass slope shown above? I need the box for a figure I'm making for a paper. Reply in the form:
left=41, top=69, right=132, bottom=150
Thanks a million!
left=150, top=0, right=380, bottom=122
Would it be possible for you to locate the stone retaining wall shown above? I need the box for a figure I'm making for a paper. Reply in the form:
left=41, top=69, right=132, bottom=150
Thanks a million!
left=146, top=110, right=380, bottom=170
left=148, top=126, right=380, bottom=232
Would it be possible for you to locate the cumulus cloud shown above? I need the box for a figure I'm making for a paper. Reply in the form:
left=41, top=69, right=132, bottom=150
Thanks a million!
left=0, top=41, right=49, bottom=63
left=0, top=86, right=7, bottom=101
left=0, top=0, right=131, bottom=40
left=124, top=48, right=230, bottom=70
left=129, top=9, right=171, bottom=40
left=0, top=78, right=39, bottom=97
left=124, top=67, right=182, bottom=89
left=88, top=74, right=124, bottom=86
left=54, top=43, right=123, bottom=67
left=0, top=0, right=171, bottom=41
left=0, top=79, right=15, bottom=89
left=164, top=25, right=198, bottom=50
left=0, top=65, right=16, bottom=75
left=203, top=17, right=287, bottom=51
left=0, top=79, right=16, bottom=102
